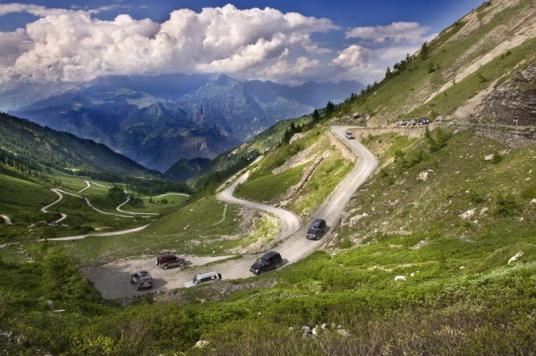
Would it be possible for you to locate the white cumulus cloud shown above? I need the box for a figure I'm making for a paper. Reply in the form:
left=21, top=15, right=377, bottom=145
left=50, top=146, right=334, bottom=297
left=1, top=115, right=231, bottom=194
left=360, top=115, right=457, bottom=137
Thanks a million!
left=0, top=3, right=337, bottom=84
left=0, top=4, right=434, bottom=86
left=346, top=21, right=429, bottom=44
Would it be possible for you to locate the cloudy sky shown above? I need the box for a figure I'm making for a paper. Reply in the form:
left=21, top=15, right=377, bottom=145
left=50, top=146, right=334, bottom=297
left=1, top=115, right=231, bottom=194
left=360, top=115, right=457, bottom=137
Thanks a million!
left=0, top=0, right=484, bottom=86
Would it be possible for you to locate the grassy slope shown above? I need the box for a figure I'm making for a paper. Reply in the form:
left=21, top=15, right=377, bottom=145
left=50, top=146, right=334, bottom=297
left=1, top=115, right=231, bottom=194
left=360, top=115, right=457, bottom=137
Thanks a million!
left=0, top=112, right=156, bottom=178
left=0, top=165, right=191, bottom=258
left=59, top=195, right=275, bottom=265
left=410, top=37, right=536, bottom=117
left=2, top=2, right=536, bottom=354
left=3, top=134, right=535, bottom=353
left=346, top=0, right=534, bottom=122
left=289, top=149, right=353, bottom=218
left=339, top=129, right=536, bottom=244
left=235, top=164, right=305, bottom=202
left=235, top=127, right=353, bottom=218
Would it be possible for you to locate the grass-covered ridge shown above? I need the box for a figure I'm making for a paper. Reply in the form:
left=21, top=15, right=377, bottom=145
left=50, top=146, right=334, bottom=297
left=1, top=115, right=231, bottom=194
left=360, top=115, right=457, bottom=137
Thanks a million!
left=338, top=128, right=536, bottom=244
left=338, top=0, right=536, bottom=123
left=235, top=127, right=353, bottom=218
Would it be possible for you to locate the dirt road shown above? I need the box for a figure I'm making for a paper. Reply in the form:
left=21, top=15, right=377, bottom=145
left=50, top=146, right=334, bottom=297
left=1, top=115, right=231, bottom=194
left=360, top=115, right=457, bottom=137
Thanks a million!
left=216, top=172, right=301, bottom=241
left=85, top=126, right=377, bottom=299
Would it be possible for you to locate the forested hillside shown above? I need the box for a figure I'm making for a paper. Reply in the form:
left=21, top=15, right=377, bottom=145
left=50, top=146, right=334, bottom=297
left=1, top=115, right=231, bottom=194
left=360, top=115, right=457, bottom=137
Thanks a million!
left=0, top=112, right=157, bottom=179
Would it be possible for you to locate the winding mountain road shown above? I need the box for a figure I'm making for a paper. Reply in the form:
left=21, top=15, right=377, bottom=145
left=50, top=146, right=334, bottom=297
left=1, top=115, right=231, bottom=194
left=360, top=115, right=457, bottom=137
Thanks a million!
left=217, top=173, right=301, bottom=241
left=116, top=196, right=159, bottom=216
left=87, top=126, right=378, bottom=299
left=41, top=186, right=190, bottom=241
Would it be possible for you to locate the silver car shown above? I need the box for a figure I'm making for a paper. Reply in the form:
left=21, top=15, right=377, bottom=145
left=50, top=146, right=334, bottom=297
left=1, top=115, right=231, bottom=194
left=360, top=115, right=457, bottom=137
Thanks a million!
left=130, top=270, right=153, bottom=290
left=184, top=271, right=222, bottom=288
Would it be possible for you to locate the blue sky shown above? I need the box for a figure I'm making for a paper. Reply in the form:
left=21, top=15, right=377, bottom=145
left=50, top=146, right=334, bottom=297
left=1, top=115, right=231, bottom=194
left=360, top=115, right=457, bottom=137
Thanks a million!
left=0, top=1, right=485, bottom=84
left=1, top=0, right=484, bottom=30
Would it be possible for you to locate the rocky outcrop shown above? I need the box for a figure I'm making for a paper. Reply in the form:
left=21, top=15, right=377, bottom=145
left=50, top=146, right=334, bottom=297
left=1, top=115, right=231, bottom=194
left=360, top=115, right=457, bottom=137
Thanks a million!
left=476, top=64, right=536, bottom=126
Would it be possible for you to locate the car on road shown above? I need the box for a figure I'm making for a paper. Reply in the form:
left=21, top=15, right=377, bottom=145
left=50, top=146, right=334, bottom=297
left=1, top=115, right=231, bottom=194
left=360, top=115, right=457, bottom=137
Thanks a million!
left=306, top=218, right=327, bottom=240
left=345, top=130, right=355, bottom=139
left=250, top=251, right=283, bottom=275
left=156, top=254, right=187, bottom=269
left=184, top=271, right=222, bottom=288
left=130, top=270, right=153, bottom=290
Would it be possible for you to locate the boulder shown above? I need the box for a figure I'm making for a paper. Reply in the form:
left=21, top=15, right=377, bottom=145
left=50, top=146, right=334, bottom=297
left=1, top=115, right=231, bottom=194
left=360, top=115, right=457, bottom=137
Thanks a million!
left=194, top=340, right=210, bottom=349
left=337, top=329, right=350, bottom=337
left=508, top=251, right=523, bottom=265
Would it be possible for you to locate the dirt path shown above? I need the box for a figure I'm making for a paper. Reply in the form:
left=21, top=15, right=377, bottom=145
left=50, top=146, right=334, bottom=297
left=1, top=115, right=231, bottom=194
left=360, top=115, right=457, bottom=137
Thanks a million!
left=78, top=180, right=91, bottom=193
left=86, top=125, right=378, bottom=299
left=217, top=173, right=301, bottom=241
left=41, top=224, right=150, bottom=242
left=210, top=203, right=228, bottom=227
left=155, top=193, right=191, bottom=198
left=116, top=196, right=159, bottom=216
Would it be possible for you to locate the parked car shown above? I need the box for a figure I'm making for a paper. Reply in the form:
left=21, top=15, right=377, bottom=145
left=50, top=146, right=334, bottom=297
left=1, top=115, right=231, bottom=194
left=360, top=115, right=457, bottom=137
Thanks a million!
left=130, top=270, right=153, bottom=290
left=345, top=130, right=355, bottom=139
left=306, top=218, right=327, bottom=240
left=184, top=271, right=222, bottom=288
left=156, top=254, right=187, bottom=269
left=250, top=251, right=283, bottom=275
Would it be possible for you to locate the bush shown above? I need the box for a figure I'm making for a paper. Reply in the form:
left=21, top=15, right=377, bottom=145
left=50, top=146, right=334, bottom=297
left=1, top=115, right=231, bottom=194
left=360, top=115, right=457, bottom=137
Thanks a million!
left=107, top=186, right=127, bottom=205
left=495, top=194, right=519, bottom=217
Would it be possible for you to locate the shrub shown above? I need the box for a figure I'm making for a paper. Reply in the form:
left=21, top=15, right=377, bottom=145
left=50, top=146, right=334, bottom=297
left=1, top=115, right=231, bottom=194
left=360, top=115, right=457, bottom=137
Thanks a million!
left=494, top=194, right=519, bottom=217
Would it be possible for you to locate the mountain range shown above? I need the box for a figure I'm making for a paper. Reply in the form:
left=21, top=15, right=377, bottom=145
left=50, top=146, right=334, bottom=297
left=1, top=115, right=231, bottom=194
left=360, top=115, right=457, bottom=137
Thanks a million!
left=5, top=74, right=362, bottom=171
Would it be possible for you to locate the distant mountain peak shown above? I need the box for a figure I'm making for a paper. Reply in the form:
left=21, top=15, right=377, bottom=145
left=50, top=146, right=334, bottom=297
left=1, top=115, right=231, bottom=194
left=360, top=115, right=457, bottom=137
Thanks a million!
left=213, top=74, right=240, bottom=86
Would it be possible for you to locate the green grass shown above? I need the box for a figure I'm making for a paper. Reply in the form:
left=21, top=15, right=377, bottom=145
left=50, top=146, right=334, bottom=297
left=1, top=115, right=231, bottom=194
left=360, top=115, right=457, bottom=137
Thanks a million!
left=346, top=0, right=534, bottom=121
left=410, top=37, right=536, bottom=117
left=290, top=150, right=353, bottom=217
left=59, top=196, right=244, bottom=264
left=41, top=194, right=146, bottom=238
left=361, top=133, right=417, bottom=165
left=235, top=164, right=305, bottom=202
left=120, top=194, right=190, bottom=215
left=339, top=129, right=536, bottom=243
left=2, top=131, right=535, bottom=355
left=0, top=167, right=56, bottom=243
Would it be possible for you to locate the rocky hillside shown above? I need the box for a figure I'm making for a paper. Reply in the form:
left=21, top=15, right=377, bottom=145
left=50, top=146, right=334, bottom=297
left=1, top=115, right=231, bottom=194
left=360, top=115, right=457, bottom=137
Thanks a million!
left=475, top=63, right=536, bottom=125
left=344, top=0, right=535, bottom=126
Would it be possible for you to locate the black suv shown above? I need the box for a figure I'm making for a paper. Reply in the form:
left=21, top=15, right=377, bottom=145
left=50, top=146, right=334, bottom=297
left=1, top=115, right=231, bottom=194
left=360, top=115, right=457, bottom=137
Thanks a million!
left=250, top=251, right=282, bottom=275
left=306, top=218, right=327, bottom=240
left=156, top=254, right=186, bottom=270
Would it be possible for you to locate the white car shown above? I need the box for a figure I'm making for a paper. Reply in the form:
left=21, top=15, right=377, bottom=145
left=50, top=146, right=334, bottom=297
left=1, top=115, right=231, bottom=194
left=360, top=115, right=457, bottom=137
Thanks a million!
left=184, top=271, right=222, bottom=288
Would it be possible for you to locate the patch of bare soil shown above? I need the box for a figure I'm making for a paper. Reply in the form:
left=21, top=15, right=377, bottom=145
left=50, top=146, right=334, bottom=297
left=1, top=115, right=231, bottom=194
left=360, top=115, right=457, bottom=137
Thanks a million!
left=272, top=141, right=320, bottom=175
left=83, top=255, right=234, bottom=300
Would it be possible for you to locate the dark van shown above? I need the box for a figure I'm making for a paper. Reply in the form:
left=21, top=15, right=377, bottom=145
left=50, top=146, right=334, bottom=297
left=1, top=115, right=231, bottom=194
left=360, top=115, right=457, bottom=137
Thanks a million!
left=306, top=218, right=327, bottom=240
left=250, top=251, right=283, bottom=275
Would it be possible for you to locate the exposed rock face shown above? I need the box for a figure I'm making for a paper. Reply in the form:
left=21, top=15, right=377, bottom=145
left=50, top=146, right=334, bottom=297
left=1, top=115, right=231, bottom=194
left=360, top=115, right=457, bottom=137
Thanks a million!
left=477, top=64, right=536, bottom=126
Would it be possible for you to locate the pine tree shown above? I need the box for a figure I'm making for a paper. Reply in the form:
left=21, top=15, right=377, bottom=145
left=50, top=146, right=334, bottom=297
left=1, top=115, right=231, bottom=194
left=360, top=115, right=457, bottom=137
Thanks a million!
left=312, top=109, right=321, bottom=122
left=325, top=101, right=335, bottom=117
left=420, top=41, right=429, bottom=59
